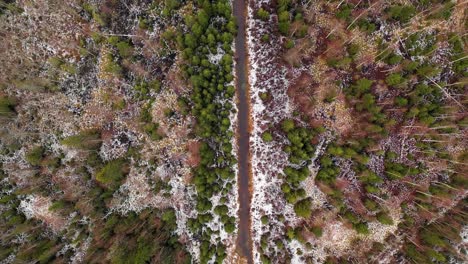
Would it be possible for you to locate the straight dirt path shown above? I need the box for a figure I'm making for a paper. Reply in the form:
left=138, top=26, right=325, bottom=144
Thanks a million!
left=233, top=0, right=253, bottom=263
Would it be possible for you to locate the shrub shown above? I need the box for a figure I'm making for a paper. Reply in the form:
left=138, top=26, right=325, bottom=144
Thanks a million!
left=261, top=215, right=268, bottom=225
left=387, top=5, right=416, bottom=23
left=357, top=19, right=377, bottom=33
left=310, top=226, right=323, bottom=237
left=0, top=97, right=16, bottom=117
left=364, top=199, right=379, bottom=211
left=278, top=11, right=290, bottom=35
left=224, top=223, right=235, bottom=233
left=353, top=222, right=370, bottom=234
left=25, top=146, right=44, bottom=166
left=336, top=4, right=353, bottom=21
left=385, top=53, right=403, bottom=65
left=395, top=96, right=408, bottom=107
left=350, top=78, right=373, bottom=96
left=95, top=159, right=127, bottom=184
left=257, top=8, right=269, bottom=21
left=376, top=212, right=394, bottom=225
left=61, top=130, right=101, bottom=150
left=294, top=198, right=312, bottom=218
left=281, top=119, right=295, bottom=132
left=347, top=44, right=359, bottom=57
left=385, top=73, right=404, bottom=86
left=284, top=39, right=294, bottom=49
left=102, top=54, right=122, bottom=76
left=261, top=132, right=273, bottom=142
left=420, top=229, right=447, bottom=247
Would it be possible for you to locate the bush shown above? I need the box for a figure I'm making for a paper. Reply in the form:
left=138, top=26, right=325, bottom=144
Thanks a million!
left=284, top=39, right=294, bottom=49
left=261, top=34, right=270, bottom=42
left=395, top=96, right=408, bottom=107
left=294, top=198, right=312, bottom=218
left=385, top=73, right=404, bottom=86
left=420, top=229, right=447, bottom=247
left=310, top=226, right=323, bottom=237
left=257, top=8, right=269, bottom=21
left=61, top=130, right=101, bottom=150
left=25, top=146, right=44, bottom=166
left=102, top=54, right=122, bottom=76
left=350, top=78, right=373, bottom=96
left=261, top=132, right=273, bottom=142
left=278, top=11, right=290, bottom=35
left=224, top=223, right=235, bottom=233
left=387, top=5, right=416, bottom=23
left=95, top=159, right=127, bottom=184
left=376, top=212, right=394, bottom=225
left=0, top=97, right=16, bottom=117
left=353, top=222, right=369, bottom=234
left=336, top=4, right=353, bottom=21
left=281, top=119, right=295, bottom=132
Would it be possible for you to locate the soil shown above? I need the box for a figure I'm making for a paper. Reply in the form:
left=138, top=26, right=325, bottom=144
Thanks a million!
left=233, top=0, right=254, bottom=263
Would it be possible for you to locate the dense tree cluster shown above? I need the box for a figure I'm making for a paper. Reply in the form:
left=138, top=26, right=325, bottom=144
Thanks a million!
left=163, top=0, right=237, bottom=262
left=279, top=119, right=322, bottom=218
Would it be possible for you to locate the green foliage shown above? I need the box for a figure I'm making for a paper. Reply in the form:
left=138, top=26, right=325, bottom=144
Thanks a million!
left=284, top=39, right=295, bottom=49
left=336, top=4, right=353, bottom=22
left=257, top=8, right=269, bottom=21
left=347, top=44, right=360, bottom=57
left=224, top=222, right=235, bottom=233
left=261, top=215, right=268, bottom=225
left=416, top=64, right=440, bottom=78
left=61, top=130, right=101, bottom=150
left=385, top=73, right=404, bottom=86
left=310, top=226, right=323, bottom=237
left=294, top=198, right=312, bottom=218
left=364, top=199, right=379, bottom=211
left=328, top=56, right=352, bottom=69
left=449, top=35, right=468, bottom=76
left=25, top=146, right=45, bottom=166
left=262, top=131, right=273, bottom=142
left=376, top=212, right=394, bottom=225
left=103, top=54, right=122, bottom=76
left=0, top=97, right=16, bottom=117
left=405, top=32, right=436, bottom=57
left=394, top=96, right=408, bottom=107
left=428, top=2, right=455, bottom=20
left=162, top=0, right=181, bottom=17
left=387, top=5, right=416, bottom=23
left=82, top=3, right=106, bottom=26
left=115, top=41, right=133, bottom=58
left=349, top=78, right=373, bottom=97
left=385, top=53, right=403, bottom=65
left=405, top=244, right=429, bottom=263
left=281, top=119, right=295, bottom=132
left=357, top=19, right=377, bottom=33
left=278, top=10, right=290, bottom=35
left=316, top=154, right=340, bottom=184
left=403, top=60, right=419, bottom=72
left=353, top=222, right=369, bottom=235
left=420, top=229, right=447, bottom=247
left=144, top=123, right=163, bottom=140
left=95, top=159, right=127, bottom=185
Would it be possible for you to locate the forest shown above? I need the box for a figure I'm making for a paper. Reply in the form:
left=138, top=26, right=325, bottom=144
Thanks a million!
left=248, top=0, right=466, bottom=263
left=0, top=0, right=466, bottom=263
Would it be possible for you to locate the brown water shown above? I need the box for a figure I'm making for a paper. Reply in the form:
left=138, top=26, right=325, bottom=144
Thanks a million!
left=233, top=0, right=253, bottom=263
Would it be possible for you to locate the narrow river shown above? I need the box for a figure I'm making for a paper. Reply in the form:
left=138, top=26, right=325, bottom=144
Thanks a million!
left=233, top=0, right=253, bottom=263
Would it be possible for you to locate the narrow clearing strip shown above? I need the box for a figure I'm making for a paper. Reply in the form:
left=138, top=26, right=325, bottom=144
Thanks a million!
left=233, top=0, right=253, bottom=262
